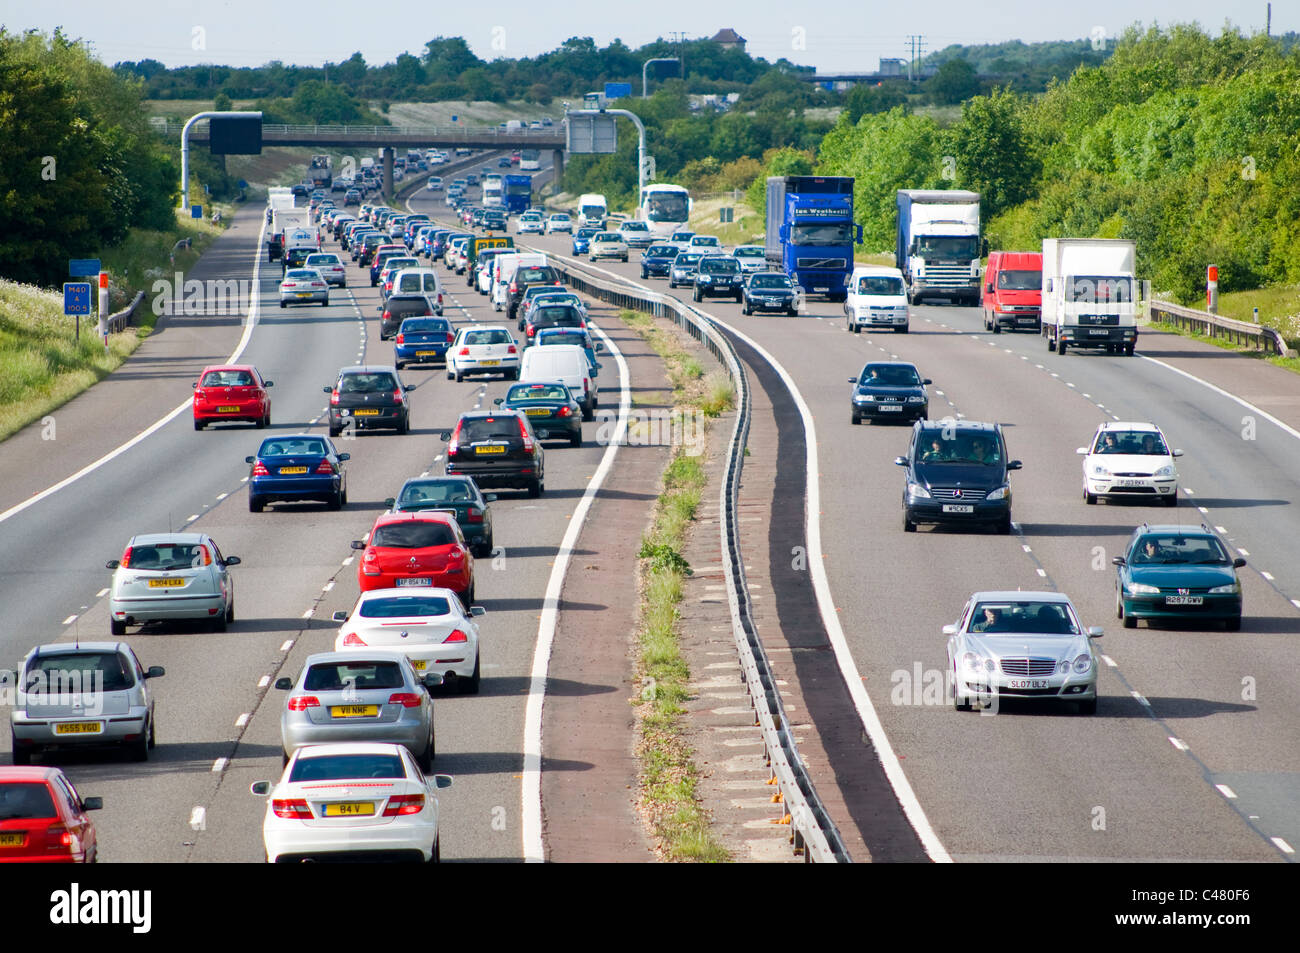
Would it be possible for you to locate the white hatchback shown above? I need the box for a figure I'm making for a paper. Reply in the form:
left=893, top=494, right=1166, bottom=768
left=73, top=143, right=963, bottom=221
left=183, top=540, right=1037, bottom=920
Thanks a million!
left=448, top=325, right=520, bottom=382
left=1078, top=422, right=1182, bottom=506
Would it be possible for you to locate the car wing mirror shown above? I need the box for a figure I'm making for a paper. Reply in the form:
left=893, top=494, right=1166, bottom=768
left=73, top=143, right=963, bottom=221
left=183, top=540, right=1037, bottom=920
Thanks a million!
left=350, top=540, right=367, bottom=550
left=1076, top=447, right=1088, bottom=454
left=440, top=431, right=451, bottom=441
left=423, top=673, right=445, bottom=689
left=893, top=456, right=907, bottom=466
left=1087, top=626, right=1104, bottom=638
left=145, top=666, right=165, bottom=679
left=323, top=386, right=333, bottom=394
left=942, top=624, right=957, bottom=636
left=1111, top=556, right=1126, bottom=566
left=265, top=381, right=274, bottom=387
left=1008, top=460, right=1023, bottom=470
left=494, top=397, right=504, bottom=406
left=1173, top=449, right=1184, bottom=457
left=274, top=677, right=293, bottom=690
left=223, top=556, right=241, bottom=567
left=250, top=781, right=272, bottom=796
left=82, top=796, right=104, bottom=811
left=847, top=378, right=857, bottom=384
left=485, top=494, right=497, bottom=502
left=337, top=452, right=351, bottom=462
left=433, top=775, right=454, bottom=789
left=1233, top=557, right=1247, bottom=568
left=191, top=381, right=198, bottom=389
left=106, top=560, right=120, bottom=569
left=244, top=456, right=255, bottom=465
left=471, top=605, right=487, bottom=616
left=384, top=497, right=396, bottom=508
left=332, top=610, right=348, bottom=622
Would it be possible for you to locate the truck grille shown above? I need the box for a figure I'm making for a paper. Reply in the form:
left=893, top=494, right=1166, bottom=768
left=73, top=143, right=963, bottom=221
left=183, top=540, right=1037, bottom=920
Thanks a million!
left=919, top=263, right=972, bottom=289
left=795, top=257, right=847, bottom=269
left=1000, top=658, right=1056, bottom=676
left=1079, top=314, right=1119, bottom=326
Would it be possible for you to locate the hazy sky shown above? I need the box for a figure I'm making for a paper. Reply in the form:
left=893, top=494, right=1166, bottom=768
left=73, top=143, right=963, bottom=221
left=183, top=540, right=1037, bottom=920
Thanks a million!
left=5, top=1, right=1289, bottom=73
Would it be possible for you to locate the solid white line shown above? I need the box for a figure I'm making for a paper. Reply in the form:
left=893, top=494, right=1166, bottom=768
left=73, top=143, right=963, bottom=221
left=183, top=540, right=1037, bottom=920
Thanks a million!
left=1168, top=737, right=1188, bottom=751
left=95, top=588, right=109, bottom=598
left=1272, top=837, right=1295, bottom=854
left=235, top=713, right=250, bottom=727
left=61, top=615, right=76, bottom=625
left=257, top=675, right=270, bottom=688
left=520, top=311, right=630, bottom=863
left=1215, top=784, right=1237, bottom=799
left=279, top=639, right=294, bottom=652
left=1139, top=352, right=1300, bottom=443
left=0, top=216, right=268, bottom=528
left=211, top=757, right=228, bottom=773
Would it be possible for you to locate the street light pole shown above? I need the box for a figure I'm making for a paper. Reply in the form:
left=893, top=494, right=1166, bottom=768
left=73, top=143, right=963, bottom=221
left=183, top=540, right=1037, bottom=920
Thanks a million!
left=642, top=57, right=681, bottom=98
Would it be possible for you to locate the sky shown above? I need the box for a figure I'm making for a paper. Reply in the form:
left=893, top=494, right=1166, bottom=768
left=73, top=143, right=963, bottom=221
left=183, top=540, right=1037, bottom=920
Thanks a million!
left=3, top=0, right=1290, bottom=73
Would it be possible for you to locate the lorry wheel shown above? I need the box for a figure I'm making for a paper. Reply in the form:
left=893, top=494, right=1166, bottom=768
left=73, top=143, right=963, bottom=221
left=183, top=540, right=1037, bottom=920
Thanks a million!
left=1046, top=333, right=1055, bottom=352
left=1124, top=343, right=1135, bottom=356
left=992, top=322, right=1001, bottom=335
left=1058, top=338, right=1068, bottom=355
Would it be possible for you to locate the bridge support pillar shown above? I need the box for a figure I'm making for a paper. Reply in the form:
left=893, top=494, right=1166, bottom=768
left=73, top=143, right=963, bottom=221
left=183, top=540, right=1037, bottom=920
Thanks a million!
left=551, top=150, right=565, bottom=196
left=382, top=146, right=394, bottom=198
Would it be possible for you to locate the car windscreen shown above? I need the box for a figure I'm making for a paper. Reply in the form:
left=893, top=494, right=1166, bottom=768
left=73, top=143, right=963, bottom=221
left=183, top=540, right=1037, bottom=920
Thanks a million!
left=1131, top=535, right=1231, bottom=565
left=400, top=319, right=450, bottom=334
left=967, top=601, right=1080, bottom=635
left=646, top=246, right=677, bottom=257
left=699, top=258, right=739, bottom=274
left=749, top=276, right=791, bottom=289
left=576, top=229, right=600, bottom=238
left=621, top=222, right=649, bottom=232
left=517, top=267, right=557, bottom=284
left=690, top=237, right=719, bottom=246
left=509, top=383, right=569, bottom=401
left=675, top=254, right=700, bottom=267
left=289, top=753, right=405, bottom=782
left=861, top=365, right=921, bottom=386
left=399, top=480, right=474, bottom=504
left=260, top=438, right=328, bottom=456
left=462, top=329, right=510, bottom=346
left=370, top=521, right=456, bottom=548
left=916, top=432, right=1001, bottom=464
left=0, top=783, right=57, bottom=820
left=340, top=373, right=398, bottom=393
left=735, top=247, right=764, bottom=258
left=359, top=595, right=454, bottom=618
left=1093, top=431, right=1168, bottom=455
left=998, top=269, right=1041, bottom=291
left=856, top=276, right=905, bottom=296
left=26, top=652, right=134, bottom=692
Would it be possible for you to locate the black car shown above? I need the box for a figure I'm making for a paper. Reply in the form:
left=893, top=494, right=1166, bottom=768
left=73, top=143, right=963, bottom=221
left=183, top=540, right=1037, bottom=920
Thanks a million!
left=283, top=246, right=315, bottom=271
left=895, top=421, right=1021, bottom=534
left=516, top=284, right=569, bottom=330
left=495, top=381, right=583, bottom=447
left=442, top=410, right=545, bottom=497
left=524, top=303, right=586, bottom=347
left=849, top=362, right=930, bottom=425
left=742, top=272, right=801, bottom=316
left=506, top=264, right=562, bottom=323
left=325, top=366, right=416, bottom=436
left=379, top=294, right=437, bottom=341
left=386, top=476, right=495, bottom=557
left=692, top=256, right=743, bottom=302
left=481, top=211, right=508, bottom=232
left=640, top=244, right=680, bottom=279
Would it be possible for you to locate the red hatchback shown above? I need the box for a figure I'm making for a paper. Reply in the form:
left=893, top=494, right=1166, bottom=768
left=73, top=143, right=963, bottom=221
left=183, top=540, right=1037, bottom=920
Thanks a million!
left=0, top=767, right=102, bottom=863
left=353, top=512, right=475, bottom=604
left=193, top=365, right=273, bottom=430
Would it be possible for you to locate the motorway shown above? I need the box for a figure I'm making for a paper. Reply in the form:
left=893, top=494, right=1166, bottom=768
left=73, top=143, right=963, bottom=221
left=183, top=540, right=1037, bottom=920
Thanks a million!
left=0, top=152, right=652, bottom=862
left=508, top=223, right=1300, bottom=862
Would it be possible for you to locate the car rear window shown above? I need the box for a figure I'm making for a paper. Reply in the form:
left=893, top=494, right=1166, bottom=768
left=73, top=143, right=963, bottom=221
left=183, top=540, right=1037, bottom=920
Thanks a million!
left=359, top=595, right=454, bottom=618
left=533, top=307, right=582, bottom=326
left=386, top=297, right=432, bottom=316
left=517, top=267, right=557, bottom=284
left=400, top=319, right=450, bottom=334
left=460, top=417, right=521, bottom=442
left=122, top=541, right=210, bottom=572
left=260, top=438, right=328, bottom=456
left=285, top=270, right=318, bottom=280
left=538, top=331, right=587, bottom=346
left=26, top=652, right=134, bottom=692
left=0, top=782, right=57, bottom=820
left=371, top=521, right=456, bottom=548
left=201, top=370, right=254, bottom=387
left=340, top=373, right=398, bottom=393
left=303, top=661, right=405, bottom=692
left=306, top=255, right=339, bottom=266
left=399, top=481, right=474, bottom=504
left=289, top=753, right=405, bottom=782
left=462, top=329, right=510, bottom=346
left=509, top=383, right=569, bottom=401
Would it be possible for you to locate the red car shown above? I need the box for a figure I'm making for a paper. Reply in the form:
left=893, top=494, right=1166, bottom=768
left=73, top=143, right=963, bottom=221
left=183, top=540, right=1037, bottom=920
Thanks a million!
left=193, top=364, right=273, bottom=430
left=352, top=512, right=475, bottom=604
left=0, top=767, right=102, bottom=863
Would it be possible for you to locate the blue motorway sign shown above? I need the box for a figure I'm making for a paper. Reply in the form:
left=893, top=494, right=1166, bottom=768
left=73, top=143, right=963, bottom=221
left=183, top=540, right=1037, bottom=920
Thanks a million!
left=604, top=82, right=632, bottom=100
left=63, top=282, right=92, bottom=316
left=68, top=259, right=100, bottom=277
left=191, top=205, right=203, bottom=219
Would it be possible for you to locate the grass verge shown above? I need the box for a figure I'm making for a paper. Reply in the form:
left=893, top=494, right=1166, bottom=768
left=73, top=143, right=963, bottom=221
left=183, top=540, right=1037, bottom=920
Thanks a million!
left=621, top=307, right=730, bottom=862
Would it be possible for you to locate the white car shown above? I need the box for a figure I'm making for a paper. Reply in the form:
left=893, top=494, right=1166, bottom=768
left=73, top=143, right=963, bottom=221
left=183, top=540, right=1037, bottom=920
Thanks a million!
left=304, top=253, right=346, bottom=287
left=333, top=587, right=485, bottom=692
left=1078, top=422, right=1182, bottom=506
left=589, top=232, right=629, bottom=262
left=106, top=533, right=240, bottom=634
left=687, top=234, right=722, bottom=253
left=668, top=230, right=696, bottom=252
left=517, top=214, right=544, bottom=235
left=732, top=245, right=766, bottom=273
left=617, top=220, right=653, bottom=248
left=945, top=591, right=1101, bottom=714
left=279, top=268, right=329, bottom=307
left=448, top=325, right=520, bottom=381
left=426, top=177, right=443, bottom=191
left=252, top=742, right=452, bottom=863
left=545, top=214, right=572, bottom=234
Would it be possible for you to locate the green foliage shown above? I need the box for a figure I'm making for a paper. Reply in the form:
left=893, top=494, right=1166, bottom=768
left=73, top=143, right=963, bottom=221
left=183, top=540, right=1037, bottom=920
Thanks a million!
left=638, top=540, right=692, bottom=575
left=843, top=83, right=909, bottom=123
left=927, top=59, right=980, bottom=105
left=744, top=147, right=815, bottom=217
left=925, top=38, right=1111, bottom=93
left=947, top=88, right=1041, bottom=219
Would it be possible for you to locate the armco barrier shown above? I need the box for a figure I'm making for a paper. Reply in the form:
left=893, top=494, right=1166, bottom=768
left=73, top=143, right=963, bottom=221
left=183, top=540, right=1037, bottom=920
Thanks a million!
left=1150, top=299, right=1296, bottom=358
left=107, top=291, right=145, bottom=333
left=551, top=257, right=851, bottom=863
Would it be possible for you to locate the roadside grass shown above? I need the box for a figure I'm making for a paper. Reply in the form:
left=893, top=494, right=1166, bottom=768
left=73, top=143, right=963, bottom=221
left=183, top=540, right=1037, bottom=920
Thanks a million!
left=620, top=307, right=730, bottom=863
left=686, top=195, right=764, bottom=246
left=1214, top=285, right=1300, bottom=347
left=1143, top=320, right=1300, bottom=374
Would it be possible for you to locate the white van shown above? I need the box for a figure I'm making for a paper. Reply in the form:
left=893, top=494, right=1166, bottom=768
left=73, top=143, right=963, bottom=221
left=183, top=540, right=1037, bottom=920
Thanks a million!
left=577, top=194, right=608, bottom=229
left=492, top=253, right=547, bottom=312
left=390, top=269, right=444, bottom=314
left=844, top=265, right=910, bottom=333
left=520, top=344, right=598, bottom=420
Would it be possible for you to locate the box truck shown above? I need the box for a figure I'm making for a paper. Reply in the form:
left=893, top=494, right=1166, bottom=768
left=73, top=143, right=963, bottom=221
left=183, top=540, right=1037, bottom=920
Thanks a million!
left=1040, top=238, right=1138, bottom=355
left=895, top=190, right=982, bottom=306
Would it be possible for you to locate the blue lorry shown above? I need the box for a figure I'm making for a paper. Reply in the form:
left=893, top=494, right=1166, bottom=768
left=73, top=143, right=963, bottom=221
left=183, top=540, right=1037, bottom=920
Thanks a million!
left=764, top=176, right=860, bottom=301
left=504, top=174, right=533, bottom=215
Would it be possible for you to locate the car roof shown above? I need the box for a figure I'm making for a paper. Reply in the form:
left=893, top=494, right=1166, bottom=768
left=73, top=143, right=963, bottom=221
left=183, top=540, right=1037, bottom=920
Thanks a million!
left=861, top=360, right=919, bottom=369
left=358, top=586, right=462, bottom=602
left=370, top=510, right=458, bottom=528
left=456, top=324, right=511, bottom=334
left=1133, top=523, right=1218, bottom=536
left=968, top=591, right=1073, bottom=603
left=25, top=640, right=132, bottom=658
left=128, top=532, right=207, bottom=545
left=337, top=365, right=399, bottom=374
left=1098, top=421, right=1161, bottom=433
left=0, top=766, right=68, bottom=783
left=852, top=264, right=905, bottom=277
left=293, top=741, right=410, bottom=759
left=200, top=363, right=257, bottom=373
left=916, top=419, right=999, bottom=433
left=457, top=408, right=525, bottom=421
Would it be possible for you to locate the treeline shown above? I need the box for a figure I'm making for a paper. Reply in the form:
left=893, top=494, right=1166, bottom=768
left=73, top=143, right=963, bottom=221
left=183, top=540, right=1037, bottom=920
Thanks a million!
left=116, top=35, right=823, bottom=107
left=0, top=29, right=179, bottom=288
left=817, top=24, right=1300, bottom=301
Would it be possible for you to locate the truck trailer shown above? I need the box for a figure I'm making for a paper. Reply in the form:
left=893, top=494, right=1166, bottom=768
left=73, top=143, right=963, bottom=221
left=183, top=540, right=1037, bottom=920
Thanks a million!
left=1041, top=238, right=1138, bottom=355
left=765, top=176, right=860, bottom=301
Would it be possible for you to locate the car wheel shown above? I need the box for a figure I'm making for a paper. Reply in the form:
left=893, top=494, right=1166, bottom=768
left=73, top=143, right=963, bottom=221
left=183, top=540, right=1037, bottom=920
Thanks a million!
left=211, top=611, right=227, bottom=633
left=461, top=654, right=481, bottom=695
left=397, top=416, right=409, bottom=435
left=254, top=414, right=265, bottom=429
left=899, top=325, right=909, bottom=333
left=693, top=289, right=701, bottom=302
left=996, top=515, right=1012, bottom=535
left=110, top=619, right=127, bottom=636
left=10, top=732, right=31, bottom=765
left=1077, top=697, right=1097, bottom=715
left=851, top=409, right=861, bottom=426
left=321, top=298, right=329, bottom=307
left=903, top=511, right=916, bottom=533
left=570, top=431, right=582, bottom=447
left=735, top=291, right=743, bottom=303
left=992, top=322, right=1001, bottom=335
left=148, top=713, right=157, bottom=748
left=1058, top=338, right=1068, bottom=355
left=194, top=419, right=205, bottom=431
left=395, top=361, right=404, bottom=370
left=1225, top=615, right=1242, bottom=632
left=279, top=301, right=286, bottom=308
left=417, top=725, right=434, bottom=772
left=952, top=666, right=972, bottom=711
left=788, top=308, right=798, bottom=317
left=226, top=598, right=235, bottom=624
left=528, top=479, right=542, bottom=499
left=127, top=718, right=150, bottom=762
left=328, top=490, right=343, bottom=511
left=447, top=370, right=455, bottom=380
left=429, top=836, right=441, bottom=864
left=455, top=370, right=463, bottom=383
left=1164, top=490, right=1178, bottom=507
left=1084, top=487, right=1097, bottom=505
left=248, top=496, right=264, bottom=513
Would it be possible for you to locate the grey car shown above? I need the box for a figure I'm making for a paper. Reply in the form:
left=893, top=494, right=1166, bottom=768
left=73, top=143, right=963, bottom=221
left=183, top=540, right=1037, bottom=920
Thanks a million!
left=107, top=532, right=240, bottom=634
left=275, top=651, right=441, bottom=770
left=9, top=641, right=165, bottom=763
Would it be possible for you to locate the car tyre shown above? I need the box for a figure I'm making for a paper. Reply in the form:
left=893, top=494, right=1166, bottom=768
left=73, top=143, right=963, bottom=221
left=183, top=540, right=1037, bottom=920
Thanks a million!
left=528, top=479, right=542, bottom=499
left=693, top=288, right=701, bottom=302
left=211, top=611, right=227, bottom=633
left=903, top=511, right=916, bottom=533
left=1077, top=697, right=1097, bottom=715
left=1164, top=490, right=1178, bottom=507
left=110, top=619, right=127, bottom=636
left=851, top=409, right=861, bottom=426
left=461, top=654, right=481, bottom=695
left=992, top=322, right=1001, bottom=335
left=742, top=301, right=751, bottom=315
left=788, top=307, right=798, bottom=316
left=417, top=725, right=435, bottom=772
left=429, top=836, right=441, bottom=864
left=1084, top=487, right=1097, bottom=504
left=996, top=515, right=1012, bottom=535
left=1058, top=337, right=1068, bottom=355
left=1225, top=615, right=1242, bottom=632
left=127, top=718, right=150, bottom=762
left=455, top=370, right=463, bottom=383
left=194, top=419, right=205, bottom=431
left=249, top=496, right=264, bottom=513
left=952, top=667, right=972, bottom=711
left=10, top=732, right=31, bottom=766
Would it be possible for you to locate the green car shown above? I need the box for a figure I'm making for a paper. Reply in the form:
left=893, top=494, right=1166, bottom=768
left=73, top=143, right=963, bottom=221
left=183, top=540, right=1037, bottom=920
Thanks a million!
left=495, top=382, right=583, bottom=447
left=385, top=476, right=494, bottom=558
left=1112, top=524, right=1245, bottom=631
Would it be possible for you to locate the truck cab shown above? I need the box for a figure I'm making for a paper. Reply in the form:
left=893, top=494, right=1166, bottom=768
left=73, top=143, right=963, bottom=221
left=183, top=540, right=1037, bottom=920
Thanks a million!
left=896, top=190, right=982, bottom=306
left=982, top=251, right=1042, bottom=333
left=1041, top=238, right=1138, bottom=355
left=765, top=176, right=860, bottom=302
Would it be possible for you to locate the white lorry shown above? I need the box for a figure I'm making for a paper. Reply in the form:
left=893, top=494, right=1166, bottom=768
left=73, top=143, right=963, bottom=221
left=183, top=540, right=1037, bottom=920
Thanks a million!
left=895, top=189, right=982, bottom=306
left=1041, top=238, right=1138, bottom=356
left=269, top=207, right=314, bottom=263
left=577, top=193, right=608, bottom=229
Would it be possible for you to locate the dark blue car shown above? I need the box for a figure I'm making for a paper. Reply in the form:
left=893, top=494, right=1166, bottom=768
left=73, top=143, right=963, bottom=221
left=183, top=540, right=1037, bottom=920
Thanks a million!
left=395, top=317, right=454, bottom=369
left=246, top=434, right=350, bottom=512
left=572, top=227, right=600, bottom=256
left=640, top=244, right=680, bottom=279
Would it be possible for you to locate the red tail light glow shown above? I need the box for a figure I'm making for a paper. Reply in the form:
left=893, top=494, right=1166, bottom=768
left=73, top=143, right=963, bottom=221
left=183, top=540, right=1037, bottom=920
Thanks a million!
left=387, top=693, right=422, bottom=708
left=446, top=332, right=454, bottom=344
left=314, top=460, right=335, bottom=475
left=382, top=794, right=424, bottom=817
left=443, top=629, right=469, bottom=643
left=395, top=334, right=405, bottom=345
left=287, top=696, right=320, bottom=711
left=507, top=344, right=517, bottom=354
left=393, top=389, right=404, bottom=405
left=342, top=632, right=366, bottom=646
left=329, top=390, right=340, bottom=406
left=272, top=798, right=312, bottom=819
left=459, top=346, right=470, bottom=356
left=252, top=461, right=269, bottom=476
left=119, top=546, right=134, bottom=568
left=382, top=311, right=391, bottom=323
left=517, top=417, right=534, bottom=452
left=557, top=406, right=572, bottom=417
left=466, top=507, right=484, bottom=523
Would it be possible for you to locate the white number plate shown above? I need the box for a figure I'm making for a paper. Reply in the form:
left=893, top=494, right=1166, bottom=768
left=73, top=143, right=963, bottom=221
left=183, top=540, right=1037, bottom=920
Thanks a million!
left=1007, top=679, right=1050, bottom=690
left=942, top=504, right=974, bottom=514
left=1165, top=595, right=1203, bottom=606
left=1115, top=479, right=1146, bottom=487
left=396, top=577, right=433, bottom=587
left=878, top=405, right=902, bottom=412
left=1088, top=329, right=1110, bottom=336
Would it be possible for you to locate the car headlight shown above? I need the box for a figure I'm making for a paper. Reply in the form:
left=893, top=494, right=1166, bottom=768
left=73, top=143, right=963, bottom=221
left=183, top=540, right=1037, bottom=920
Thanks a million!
left=906, top=395, right=925, bottom=403
left=1154, top=465, right=1176, bottom=478
left=856, top=393, right=876, bottom=402
left=1072, top=654, right=1092, bottom=675
left=986, top=485, right=1009, bottom=501
left=1128, top=582, right=1160, bottom=594
left=962, top=652, right=994, bottom=674
left=1091, top=464, right=1110, bottom=477
left=1208, top=582, right=1240, bottom=594
left=907, top=482, right=930, bottom=499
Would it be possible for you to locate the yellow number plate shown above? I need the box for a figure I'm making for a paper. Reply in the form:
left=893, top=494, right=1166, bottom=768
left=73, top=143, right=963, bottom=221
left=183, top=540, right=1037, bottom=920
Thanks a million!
left=218, top=406, right=240, bottom=413
left=323, top=802, right=376, bottom=817
left=410, top=659, right=428, bottom=671
left=54, top=722, right=102, bottom=735
left=524, top=407, right=549, bottom=416
left=416, top=351, right=436, bottom=358
left=475, top=445, right=506, bottom=455
left=279, top=466, right=308, bottom=475
left=149, top=578, right=184, bottom=588
left=354, top=409, right=380, bottom=416
left=0, top=833, right=24, bottom=847
left=330, top=705, right=379, bottom=718
left=479, top=359, right=500, bottom=366
left=296, top=292, right=313, bottom=298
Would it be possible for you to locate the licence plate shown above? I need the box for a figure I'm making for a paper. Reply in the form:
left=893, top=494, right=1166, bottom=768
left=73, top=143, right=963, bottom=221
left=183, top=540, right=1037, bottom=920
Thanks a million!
left=54, top=722, right=102, bottom=735
left=218, top=406, right=240, bottom=413
left=1115, top=479, right=1146, bottom=487
left=480, top=359, right=500, bottom=366
left=524, top=407, right=549, bottom=416
left=330, top=705, right=379, bottom=718
left=354, top=409, right=380, bottom=416
left=410, top=659, right=428, bottom=671
left=476, top=445, right=507, bottom=454
left=148, top=578, right=185, bottom=588
left=396, top=577, right=432, bottom=587
left=942, top=504, right=975, bottom=514
left=1088, top=329, right=1110, bottom=336
left=0, top=833, right=23, bottom=846
left=1165, top=596, right=1203, bottom=606
left=416, top=351, right=436, bottom=358
left=1007, top=679, right=1050, bottom=690
left=813, top=287, right=828, bottom=292
left=878, top=405, right=902, bottom=412
left=323, top=802, right=376, bottom=817
left=279, top=466, right=308, bottom=475
left=296, top=292, right=312, bottom=298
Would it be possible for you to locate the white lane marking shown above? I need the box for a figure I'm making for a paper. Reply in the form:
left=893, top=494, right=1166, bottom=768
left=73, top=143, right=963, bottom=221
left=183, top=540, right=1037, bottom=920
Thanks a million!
left=322, top=581, right=334, bottom=592
left=279, top=639, right=294, bottom=652
left=1291, top=599, right=1300, bottom=610
left=1168, top=737, right=1188, bottom=751
left=420, top=471, right=429, bottom=478
left=211, top=757, right=228, bottom=773
left=1216, top=784, right=1237, bottom=799
left=1036, top=568, right=1047, bottom=577
left=0, top=216, right=269, bottom=528
left=1237, top=548, right=1250, bottom=557
left=186, top=514, right=199, bottom=522
left=1272, top=837, right=1295, bottom=854
left=61, top=615, right=77, bottom=625
left=1261, top=571, right=1274, bottom=581
left=241, top=477, right=249, bottom=483
left=1131, top=691, right=1151, bottom=706
left=1215, top=525, right=1227, bottom=533
left=343, top=556, right=354, bottom=566
left=1100, top=655, right=1117, bottom=668
left=301, top=608, right=313, bottom=618
left=521, top=315, right=630, bottom=864
left=1197, top=506, right=1209, bottom=514
left=235, top=713, right=250, bottom=727
left=95, top=588, right=109, bottom=598
left=258, top=675, right=270, bottom=688
left=216, top=493, right=228, bottom=501
left=188, top=806, right=206, bottom=830
left=1183, top=487, right=1195, bottom=495
left=1022, top=545, right=1031, bottom=552
left=1139, top=352, right=1300, bottom=444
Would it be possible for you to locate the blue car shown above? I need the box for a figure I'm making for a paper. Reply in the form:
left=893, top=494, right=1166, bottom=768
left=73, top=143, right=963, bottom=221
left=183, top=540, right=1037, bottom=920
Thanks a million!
left=394, top=317, right=454, bottom=369
left=534, top=326, right=601, bottom=378
left=246, top=434, right=350, bottom=513
left=640, top=243, right=680, bottom=279
left=572, top=227, right=600, bottom=256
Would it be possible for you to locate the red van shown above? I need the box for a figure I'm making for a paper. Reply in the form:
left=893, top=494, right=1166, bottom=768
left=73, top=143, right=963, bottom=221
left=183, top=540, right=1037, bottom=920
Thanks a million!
left=982, top=251, right=1043, bottom=333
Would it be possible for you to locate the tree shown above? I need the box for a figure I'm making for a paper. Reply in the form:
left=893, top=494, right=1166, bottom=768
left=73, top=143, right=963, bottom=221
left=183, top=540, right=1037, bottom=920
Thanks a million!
left=948, top=88, right=1041, bottom=219
left=213, top=91, right=232, bottom=111
left=843, top=83, right=908, bottom=123
left=928, top=58, right=979, bottom=105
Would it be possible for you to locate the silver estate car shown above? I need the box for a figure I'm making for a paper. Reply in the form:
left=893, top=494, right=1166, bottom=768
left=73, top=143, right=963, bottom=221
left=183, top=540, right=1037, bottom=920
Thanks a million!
left=107, top=533, right=240, bottom=635
left=945, top=591, right=1101, bottom=714
left=275, top=651, right=442, bottom=769
left=9, top=641, right=165, bottom=763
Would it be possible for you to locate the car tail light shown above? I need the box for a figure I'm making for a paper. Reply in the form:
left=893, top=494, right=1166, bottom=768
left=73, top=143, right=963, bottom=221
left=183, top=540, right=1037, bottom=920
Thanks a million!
left=446, top=332, right=454, bottom=344
left=287, top=696, right=319, bottom=711
left=382, top=794, right=424, bottom=817
left=506, top=344, right=517, bottom=354
left=342, top=632, right=367, bottom=646
left=392, top=389, right=404, bottom=406
left=119, top=546, right=134, bottom=568
left=314, top=460, right=335, bottom=475
left=466, top=507, right=484, bottom=523
left=459, top=346, right=470, bottom=356
left=443, top=629, right=469, bottom=643
left=509, top=282, right=517, bottom=294
left=271, top=798, right=312, bottom=819
left=193, top=388, right=205, bottom=400
left=251, top=461, right=269, bottom=476
left=329, top=390, right=340, bottom=406
left=395, top=333, right=405, bottom=345
left=382, top=310, right=391, bottom=323
left=387, top=692, right=422, bottom=708
left=557, top=406, right=572, bottom=417
left=526, top=325, right=536, bottom=338
left=517, top=417, right=534, bottom=452
left=196, top=544, right=212, bottom=566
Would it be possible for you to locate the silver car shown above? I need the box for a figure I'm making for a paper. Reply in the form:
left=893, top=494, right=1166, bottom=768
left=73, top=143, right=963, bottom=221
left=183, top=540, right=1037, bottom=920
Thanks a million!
left=279, top=268, right=329, bottom=307
left=107, top=533, right=239, bottom=634
left=9, top=641, right=165, bottom=763
left=304, top=253, right=346, bottom=288
left=945, top=591, right=1101, bottom=714
left=275, top=651, right=441, bottom=769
